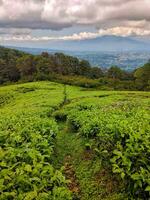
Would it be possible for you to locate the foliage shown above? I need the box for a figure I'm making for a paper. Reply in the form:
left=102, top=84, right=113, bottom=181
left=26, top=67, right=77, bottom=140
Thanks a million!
left=134, top=63, right=150, bottom=90
left=54, top=75, right=101, bottom=88
left=107, top=66, right=124, bottom=80
left=1, top=46, right=150, bottom=91
left=0, top=82, right=72, bottom=199
left=0, top=81, right=150, bottom=199
left=0, top=47, right=23, bottom=84
left=61, top=92, right=150, bottom=199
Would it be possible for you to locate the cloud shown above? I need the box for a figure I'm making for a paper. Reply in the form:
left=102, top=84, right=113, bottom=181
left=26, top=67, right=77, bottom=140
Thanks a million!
left=1, top=27, right=150, bottom=41
left=0, top=0, right=150, bottom=39
left=0, top=28, right=31, bottom=35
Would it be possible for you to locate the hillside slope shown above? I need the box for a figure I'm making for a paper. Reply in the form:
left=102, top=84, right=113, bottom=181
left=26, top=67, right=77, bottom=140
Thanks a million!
left=0, top=81, right=150, bottom=199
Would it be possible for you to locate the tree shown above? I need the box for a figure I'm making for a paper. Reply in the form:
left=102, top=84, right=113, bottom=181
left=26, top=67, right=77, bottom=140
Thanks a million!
left=107, top=66, right=124, bottom=80
left=16, top=55, right=36, bottom=78
left=53, top=53, right=80, bottom=75
left=77, top=60, right=91, bottom=77
left=0, top=47, right=23, bottom=83
left=89, top=67, right=104, bottom=79
left=41, top=52, right=49, bottom=58
left=35, top=56, right=52, bottom=74
left=134, top=63, right=150, bottom=90
left=0, top=58, right=20, bottom=84
left=0, top=59, right=7, bottom=84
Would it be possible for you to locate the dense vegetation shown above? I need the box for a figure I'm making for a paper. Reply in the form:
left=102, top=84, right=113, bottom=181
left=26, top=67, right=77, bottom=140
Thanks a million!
left=0, top=46, right=150, bottom=199
left=0, top=82, right=72, bottom=199
left=0, top=46, right=150, bottom=90
left=58, top=94, right=150, bottom=199
left=0, top=81, right=149, bottom=199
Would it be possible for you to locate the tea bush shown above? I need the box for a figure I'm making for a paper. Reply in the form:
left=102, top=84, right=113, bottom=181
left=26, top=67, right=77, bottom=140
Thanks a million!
left=64, top=97, right=150, bottom=199
left=0, top=82, right=72, bottom=200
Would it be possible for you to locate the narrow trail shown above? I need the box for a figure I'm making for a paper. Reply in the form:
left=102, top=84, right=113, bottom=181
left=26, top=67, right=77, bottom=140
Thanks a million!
left=53, top=121, right=123, bottom=200
left=52, top=86, right=124, bottom=200
left=53, top=122, right=83, bottom=198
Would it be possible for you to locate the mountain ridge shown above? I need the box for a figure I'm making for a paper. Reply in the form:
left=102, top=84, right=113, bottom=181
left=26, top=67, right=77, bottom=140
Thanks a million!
left=4, top=35, right=150, bottom=52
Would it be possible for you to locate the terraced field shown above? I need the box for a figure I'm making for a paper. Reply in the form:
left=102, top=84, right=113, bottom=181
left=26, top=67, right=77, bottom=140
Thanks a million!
left=0, top=82, right=150, bottom=200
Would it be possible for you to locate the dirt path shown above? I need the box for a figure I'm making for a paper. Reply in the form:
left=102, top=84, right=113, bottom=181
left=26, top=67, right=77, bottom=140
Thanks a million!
left=52, top=121, right=124, bottom=200
left=52, top=86, right=125, bottom=200
left=53, top=122, right=83, bottom=198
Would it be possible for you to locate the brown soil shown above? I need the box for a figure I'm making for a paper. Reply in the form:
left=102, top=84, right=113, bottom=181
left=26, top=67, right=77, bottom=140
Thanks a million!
left=64, top=155, right=80, bottom=195
left=82, top=149, right=94, bottom=161
left=95, top=169, right=122, bottom=197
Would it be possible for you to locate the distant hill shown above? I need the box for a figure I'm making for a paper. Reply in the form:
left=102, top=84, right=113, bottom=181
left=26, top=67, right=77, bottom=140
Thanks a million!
left=55, top=36, right=150, bottom=51
left=5, top=36, right=150, bottom=71
left=6, top=35, right=150, bottom=52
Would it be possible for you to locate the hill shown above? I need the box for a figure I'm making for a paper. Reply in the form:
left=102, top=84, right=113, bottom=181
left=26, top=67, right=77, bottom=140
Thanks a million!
left=6, top=46, right=150, bottom=72
left=0, top=46, right=150, bottom=91
left=0, top=81, right=150, bottom=199
left=7, top=36, right=150, bottom=52
left=6, top=35, right=150, bottom=72
left=59, top=36, right=150, bottom=51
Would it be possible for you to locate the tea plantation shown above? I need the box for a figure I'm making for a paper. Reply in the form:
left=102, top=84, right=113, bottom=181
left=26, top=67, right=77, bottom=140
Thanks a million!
left=0, top=82, right=149, bottom=200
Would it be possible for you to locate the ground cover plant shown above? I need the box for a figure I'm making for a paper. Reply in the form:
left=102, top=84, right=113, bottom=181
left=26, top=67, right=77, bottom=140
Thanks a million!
left=55, top=89, right=150, bottom=199
left=0, top=82, right=72, bottom=200
left=0, top=81, right=150, bottom=200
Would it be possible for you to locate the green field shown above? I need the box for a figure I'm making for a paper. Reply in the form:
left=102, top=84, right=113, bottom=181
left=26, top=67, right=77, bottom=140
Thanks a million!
left=0, top=81, right=150, bottom=200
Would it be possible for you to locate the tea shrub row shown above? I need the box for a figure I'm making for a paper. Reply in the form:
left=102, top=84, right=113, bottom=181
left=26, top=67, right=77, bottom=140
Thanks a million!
left=62, top=98, right=150, bottom=199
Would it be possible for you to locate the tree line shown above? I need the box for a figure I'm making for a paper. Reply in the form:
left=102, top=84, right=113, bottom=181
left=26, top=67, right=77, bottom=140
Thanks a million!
left=0, top=46, right=149, bottom=90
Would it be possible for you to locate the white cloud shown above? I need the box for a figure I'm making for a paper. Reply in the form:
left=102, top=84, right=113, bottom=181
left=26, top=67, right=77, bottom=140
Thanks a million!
left=0, top=0, right=150, bottom=39
left=1, top=27, right=150, bottom=41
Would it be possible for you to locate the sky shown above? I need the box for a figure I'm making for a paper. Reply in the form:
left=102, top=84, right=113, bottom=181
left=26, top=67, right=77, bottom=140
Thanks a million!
left=0, top=0, right=150, bottom=47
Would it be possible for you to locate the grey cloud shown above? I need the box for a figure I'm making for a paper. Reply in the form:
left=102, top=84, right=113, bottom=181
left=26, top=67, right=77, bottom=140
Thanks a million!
left=0, top=0, right=150, bottom=35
